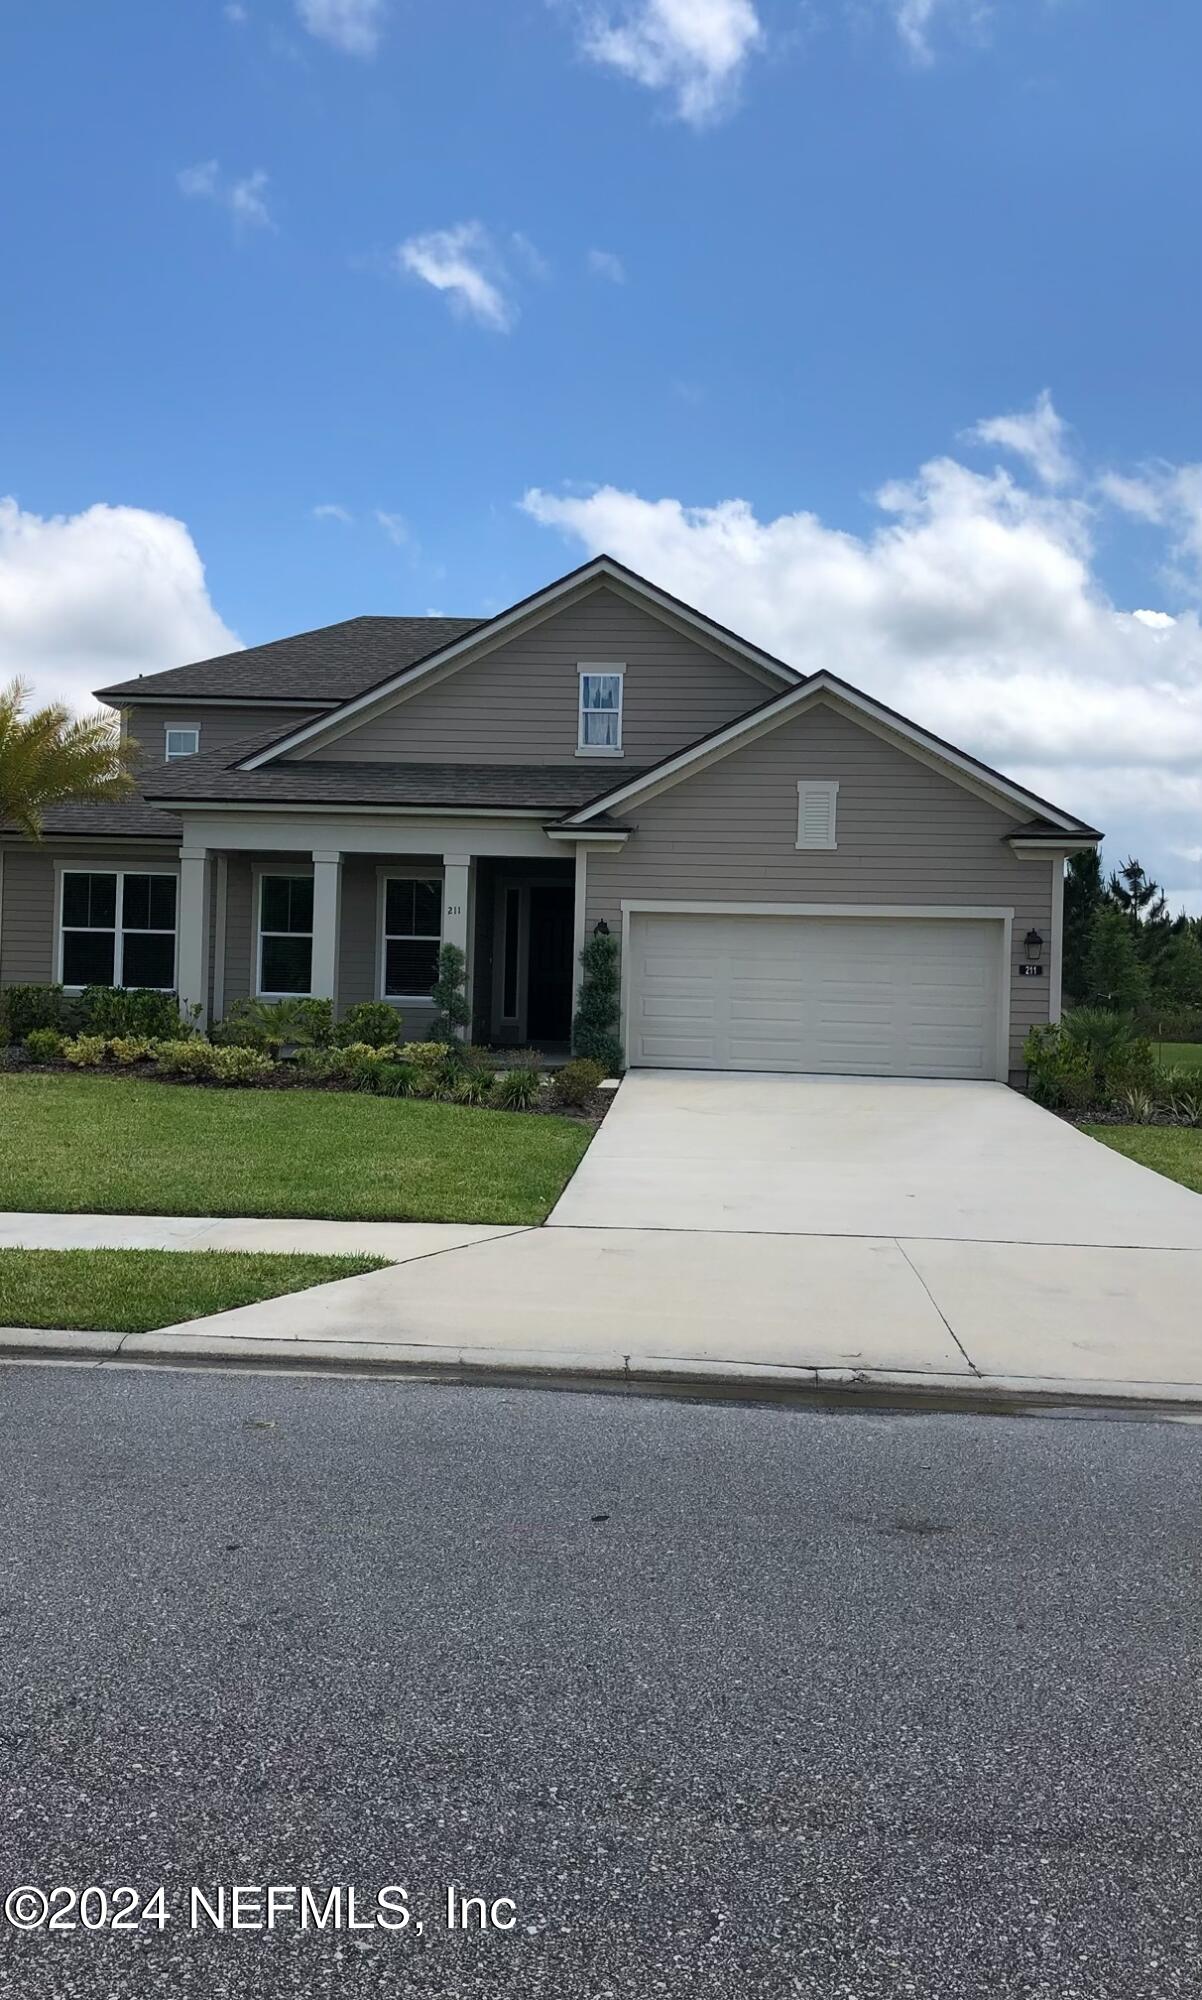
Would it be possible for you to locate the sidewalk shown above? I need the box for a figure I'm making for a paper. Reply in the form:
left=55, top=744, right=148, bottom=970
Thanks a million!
left=3, top=1212, right=1201, bottom=1414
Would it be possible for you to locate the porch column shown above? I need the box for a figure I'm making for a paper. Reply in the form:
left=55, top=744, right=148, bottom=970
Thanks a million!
left=442, top=852, right=473, bottom=1040
left=310, top=850, right=343, bottom=1007
left=177, top=846, right=212, bottom=1031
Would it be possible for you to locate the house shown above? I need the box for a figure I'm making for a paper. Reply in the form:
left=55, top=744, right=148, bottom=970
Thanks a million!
left=0, top=556, right=1100, bottom=1081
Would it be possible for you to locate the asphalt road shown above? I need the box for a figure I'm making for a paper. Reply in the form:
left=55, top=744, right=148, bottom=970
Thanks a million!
left=1, top=1366, right=1199, bottom=1999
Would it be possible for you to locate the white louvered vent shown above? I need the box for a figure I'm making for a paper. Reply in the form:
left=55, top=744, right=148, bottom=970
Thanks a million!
left=796, top=780, right=839, bottom=850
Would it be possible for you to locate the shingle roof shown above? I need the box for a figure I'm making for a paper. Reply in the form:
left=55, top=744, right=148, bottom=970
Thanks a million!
left=144, top=758, right=647, bottom=814
left=95, top=615, right=483, bottom=705
left=0, top=799, right=181, bottom=840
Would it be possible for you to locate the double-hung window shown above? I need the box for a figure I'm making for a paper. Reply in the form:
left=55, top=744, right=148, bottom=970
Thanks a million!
left=382, top=878, right=442, bottom=998
left=258, top=875, right=314, bottom=996
left=578, top=666, right=624, bottom=754
left=165, top=727, right=200, bottom=760
left=59, top=871, right=178, bottom=989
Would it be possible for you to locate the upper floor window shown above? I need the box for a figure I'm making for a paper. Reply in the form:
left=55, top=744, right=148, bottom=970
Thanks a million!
left=578, top=666, right=624, bottom=755
left=165, top=727, right=200, bottom=761
left=59, top=870, right=178, bottom=990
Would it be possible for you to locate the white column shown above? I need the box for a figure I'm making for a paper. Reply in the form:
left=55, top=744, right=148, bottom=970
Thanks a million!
left=442, top=853, right=472, bottom=1040
left=311, top=850, right=343, bottom=1007
left=177, top=847, right=212, bottom=1031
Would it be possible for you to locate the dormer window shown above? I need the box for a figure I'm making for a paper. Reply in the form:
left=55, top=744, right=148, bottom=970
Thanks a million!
left=578, top=666, right=624, bottom=756
left=165, top=727, right=200, bottom=761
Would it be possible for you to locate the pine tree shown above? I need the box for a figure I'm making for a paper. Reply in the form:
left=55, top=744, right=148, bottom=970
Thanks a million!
left=1152, top=929, right=1202, bottom=1011
left=1084, top=906, right=1150, bottom=1014
left=1062, top=850, right=1105, bottom=1006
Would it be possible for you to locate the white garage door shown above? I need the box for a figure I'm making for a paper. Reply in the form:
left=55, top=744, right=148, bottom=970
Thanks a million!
left=626, top=912, right=1004, bottom=1080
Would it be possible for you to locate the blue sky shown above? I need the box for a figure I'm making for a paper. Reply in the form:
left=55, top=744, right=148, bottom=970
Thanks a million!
left=2, top=1, right=1201, bottom=900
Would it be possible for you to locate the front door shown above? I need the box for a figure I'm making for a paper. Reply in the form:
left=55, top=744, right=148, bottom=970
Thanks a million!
left=525, top=885, right=575, bottom=1042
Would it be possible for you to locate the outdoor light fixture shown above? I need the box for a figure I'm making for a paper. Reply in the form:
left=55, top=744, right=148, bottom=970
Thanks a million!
left=593, top=919, right=610, bottom=937
left=1024, top=929, right=1044, bottom=963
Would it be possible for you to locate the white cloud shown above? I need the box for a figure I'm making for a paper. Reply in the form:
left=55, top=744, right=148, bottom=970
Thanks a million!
left=312, top=503, right=353, bottom=524
left=1101, top=461, right=1202, bottom=593
left=578, top=0, right=764, bottom=126
left=966, top=388, right=1074, bottom=487
left=224, top=3, right=249, bottom=23
left=396, top=223, right=516, bottom=331
left=511, top=232, right=551, bottom=282
left=0, top=497, right=239, bottom=713
left=889, top=0, right=990, bottom=66
left=178, top=160, right=275, bottom=234
left=375, top=510, right=410, bottom=546
left=522, top=402, right=1202, bottom=898
left=296, top=0, right=386, bottom=56
left=588, top=247, right=627, bottom=284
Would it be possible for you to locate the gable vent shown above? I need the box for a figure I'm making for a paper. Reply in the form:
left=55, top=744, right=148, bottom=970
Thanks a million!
left=796, top=780, right=839, bottom=851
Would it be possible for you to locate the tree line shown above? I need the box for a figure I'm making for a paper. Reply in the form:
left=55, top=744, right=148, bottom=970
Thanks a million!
left=1064, top=852, right=1202, bottom=1022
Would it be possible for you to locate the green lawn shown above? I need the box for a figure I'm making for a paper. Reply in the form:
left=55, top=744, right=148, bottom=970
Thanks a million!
left=0, top=1248, right=387, bottom=1333
left=1154, top=1041, right=1202, bottom=1070
left=1082, top=1125, right=1202, bottom=1196
left=0, top=1074, right=593, bottom=1224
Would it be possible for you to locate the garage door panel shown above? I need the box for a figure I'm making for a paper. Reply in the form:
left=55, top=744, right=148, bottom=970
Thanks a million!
left=628, top=913, right=1002, bottom=1080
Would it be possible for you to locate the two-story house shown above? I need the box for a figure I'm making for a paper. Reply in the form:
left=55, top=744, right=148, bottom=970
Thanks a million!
left=0, top=556, right=1100, bottom=1080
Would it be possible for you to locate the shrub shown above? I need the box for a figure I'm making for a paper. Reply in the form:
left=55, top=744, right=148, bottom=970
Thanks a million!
left=336, top=1002, right=402, bottom=1050
left=549, top=1058, right=605, bottom=1108
left=1170, top=1087, right=1202, bottom=1128
left=292, top=1045, right=339, bottom=1079
left=154, top=1038, right=216, bottom=1078
left=108, top=1035, right=155, bottom=1066
left=429, top=943, right=470, bottom=1044
left=407, top=1069, right=439, bottom=1099
left=79, top=986, right=183, bottom=1040
left=400, top=1041, right=448, bottom=1070
left=62, top=1035, right=108, bottom=1068
left=370, top=1061, right=416, bottom=1099
left=1, top=983, right=72, bottom=1044
left=24, top=1028, right=66, bottom=1063
left=214, top=997, right=333, bottom=1052
left=1023, top=1025, right=1094, bottom=1110
left=1140, top=1008, right=1202, bottom=1044
left=1025, top=1011, right=1155, bottom=1110
left=1115, top=1086, right=1156, bottom=1124
left=208, top=1045, right=274, bottom=1085
left=345, top=1049, right=387, bottom=1091
left=572, top=930, right=623, bottom=1073
left=491, top=1064, right=542, bottom=1111
left=449, top=1069, right=493, bottom=1106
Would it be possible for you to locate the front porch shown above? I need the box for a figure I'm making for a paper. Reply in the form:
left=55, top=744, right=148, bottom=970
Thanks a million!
left=174, top=828, right=584, bottom=1050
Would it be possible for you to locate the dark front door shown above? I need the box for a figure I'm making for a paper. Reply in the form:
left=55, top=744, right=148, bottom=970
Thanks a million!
left=526, top=885, right=575, bottom=1042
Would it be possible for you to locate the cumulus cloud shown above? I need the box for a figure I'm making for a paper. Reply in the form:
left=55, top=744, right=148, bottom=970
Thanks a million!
left=0, top=498, right=239, bottom=712
left=1101, top=462, right=1202, bottom=593
left=587, top=247, right=627, bottom=283
left=577, top=0, right=764, bottom=126
left=396, top=223, right=517, bottom=331
left=296, top=0, right=386, bottom=56
left=523, top=398, right=1202, bottom=906
left=966, top=387, right=1074, bottom=488
left=178, top=160, right=275, bottom=233
left=889, top=0, right=990, bottom=66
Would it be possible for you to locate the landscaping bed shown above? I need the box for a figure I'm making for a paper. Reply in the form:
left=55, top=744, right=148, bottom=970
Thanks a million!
left=0, top=1075, right=594, bottom=1225
left=0, top=1248, right=388, bottom=1333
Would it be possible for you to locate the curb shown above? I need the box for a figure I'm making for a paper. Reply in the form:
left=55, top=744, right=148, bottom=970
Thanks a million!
left=2, top=1327, right=1200, bottom=1419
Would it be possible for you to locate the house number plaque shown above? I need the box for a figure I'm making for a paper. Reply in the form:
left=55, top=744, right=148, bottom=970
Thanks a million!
left=1017, top=964, right=1045, bottom=977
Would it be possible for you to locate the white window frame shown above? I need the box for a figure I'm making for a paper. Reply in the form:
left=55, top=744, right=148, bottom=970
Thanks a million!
left=55, top=864, right=180, bottom=992
left=577, top=664, right=625, bottom=758
left=254, top=867, right=315, bottom=999
left=796, top=780, right=839, bottom=851
left=164, top=726, right=200, bottom=761
left=375, top=867, right=444, bottom=1004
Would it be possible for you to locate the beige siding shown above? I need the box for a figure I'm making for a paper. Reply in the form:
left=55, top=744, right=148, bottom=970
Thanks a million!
left=582, top=701, right=1055, bottom=1075
left=311, top=588, right=768, bottom=765
left=121, top=703, right=322, bottom=765
left=0, top=844, right=181, bottom=988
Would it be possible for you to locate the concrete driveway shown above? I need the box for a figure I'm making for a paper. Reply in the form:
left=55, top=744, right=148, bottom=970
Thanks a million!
left=84, top=1069, right=1202, bottom=1404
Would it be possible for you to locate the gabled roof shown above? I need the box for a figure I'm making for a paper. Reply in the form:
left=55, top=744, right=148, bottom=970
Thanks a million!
left=557, top=670, right=1101, bottom=838
left=237, top=555, right=801, bottom=770
left=95, top=615, right=483, bottom=706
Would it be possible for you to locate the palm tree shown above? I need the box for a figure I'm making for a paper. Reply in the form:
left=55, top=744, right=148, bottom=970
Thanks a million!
left=0, top=679, right=139, bottom=840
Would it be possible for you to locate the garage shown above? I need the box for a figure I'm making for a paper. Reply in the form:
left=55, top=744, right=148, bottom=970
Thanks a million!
left=624, top=909, right=1006, bottom=1080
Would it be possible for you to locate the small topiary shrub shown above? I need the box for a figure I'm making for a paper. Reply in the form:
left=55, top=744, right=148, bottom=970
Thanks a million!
left=208, top=1045, right=274, bottom=1084
left=24, top=1028, right=66, bottom=1063
left=549, top=1058, right=604, bottom=1108
left=80, top=986, right=183, bottom=1040
left=336, top=1002, right=402, bottom=1050
left=572, top=930, right=623, bottom=1074
left=62, top=1035, right=108, bottom=1068
left=491, top=1064, right=542, bottom=1111
left=2, top=984, right=73, bottom=1044
left=108, top=1035, right=155, bottom=1066
left=429, top=943, right=470, bottom=1044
